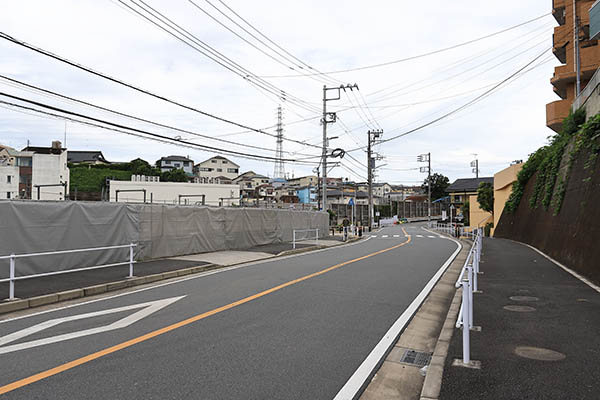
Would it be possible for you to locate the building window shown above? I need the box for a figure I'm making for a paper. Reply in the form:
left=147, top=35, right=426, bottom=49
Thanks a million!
left=164, top=160, right=170, bottom=164
left=222, top=160, right=227, bottom=164
left=211, top=160, right=217, bottom=163
left=6, top=176, right=11, bottom=184
left=17, top=157, right=32, bottom=167
left=227, top=168, right=238, bottom=173
left=183, top=161, right=189, bottom=166
left=217, top=168, right=222, bottom=172
left=6, top=192, right=10, bottom=199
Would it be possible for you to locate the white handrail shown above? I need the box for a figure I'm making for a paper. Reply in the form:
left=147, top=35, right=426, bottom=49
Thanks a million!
left=1, top=243, right=137, bottom=301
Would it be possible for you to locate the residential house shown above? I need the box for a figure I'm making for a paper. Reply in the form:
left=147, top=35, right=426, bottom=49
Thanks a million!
left=194, top=156, right=240, bottom=183
left=0, top=141, right=69, bottom=200
left=157, top=155, right=194, bottom=175
left=492, top=162, right=523, bottom=236
left=233, top=171, right=270, bottom=200
left=287, top=175, right=317, bottom=187
left=296, top=185, right=318, bottom=205
left=446, top=177, right=494, bottom=226
left=275, top=186, right=299, bottom=203
left=67, top=151, right=110, bottom=165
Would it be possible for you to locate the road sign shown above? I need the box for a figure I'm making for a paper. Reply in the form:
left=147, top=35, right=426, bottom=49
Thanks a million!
left=348, top=198, right=354, bottom=206
left=0, top=296, right=185, bottom=355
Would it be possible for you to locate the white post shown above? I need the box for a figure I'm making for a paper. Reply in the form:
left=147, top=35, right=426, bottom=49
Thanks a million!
left=9, top=254, right=15, bottom=300
left=293, top=230, right=296, bottom=249
left=467, top=265, right=474, bottom=329
left=473, top=255, right=478, bottom=292
left=461, top=280, right=470, bottom=364
left=316, top=229, right=319, bottom=246
left=128, top=244, right=134, bottom=278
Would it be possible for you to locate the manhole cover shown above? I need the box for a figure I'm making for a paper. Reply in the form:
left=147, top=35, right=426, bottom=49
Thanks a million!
left=503, top=305, right=536, bottom=312
left=399, top=349, right=432, bottom=367
left=515, top=346, right=565, bottom=361
left=509, top=296, right=539, bottom=302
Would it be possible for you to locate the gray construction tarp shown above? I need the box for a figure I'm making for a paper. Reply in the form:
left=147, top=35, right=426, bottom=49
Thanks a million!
left=0, top=201, right=327, bottom=279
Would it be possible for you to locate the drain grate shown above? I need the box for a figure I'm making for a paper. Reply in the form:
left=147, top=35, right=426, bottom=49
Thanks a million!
left=399, top=349, right=432, bottom=367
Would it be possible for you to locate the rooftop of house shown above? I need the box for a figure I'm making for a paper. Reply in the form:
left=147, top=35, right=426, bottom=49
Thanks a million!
left=159, top=155, right=193, bottom=163
left=67, top=151, right=109, bottom=163
left=22, top=146, right=65, bottom=155
left=447, top=177, right=494, bottom=193
left=197, top=155, right=240, bottom=167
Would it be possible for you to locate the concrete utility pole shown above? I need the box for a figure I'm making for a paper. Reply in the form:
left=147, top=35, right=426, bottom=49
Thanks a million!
left=470, top=154, right=479, bottom=178
left=321, top=84, right=359, bottom=213
left=367, top=129, right=383, bottom=231
left=418, top=153, right=431, bottom=223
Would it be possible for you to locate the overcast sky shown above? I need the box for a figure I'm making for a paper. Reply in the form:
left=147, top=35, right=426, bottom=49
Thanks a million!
left=0, top=0, right=559, bottom=185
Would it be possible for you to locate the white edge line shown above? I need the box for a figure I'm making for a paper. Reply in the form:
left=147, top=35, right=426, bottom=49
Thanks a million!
left=0, top=235, right=373, bottom=324
left=333, top=233, right=462, bottom=400
left=516, top=241, right=600, bottom=293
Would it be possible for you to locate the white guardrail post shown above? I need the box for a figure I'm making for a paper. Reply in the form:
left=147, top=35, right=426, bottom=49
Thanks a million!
left=461, top=279, right=471, bottom=364
left=293, top=230, right=297, bottom=250
left=316, top=229, right=319, bottom=246
left=129, top=243, right=135, bottom=278
left=9, top=254, right=15, bottom=301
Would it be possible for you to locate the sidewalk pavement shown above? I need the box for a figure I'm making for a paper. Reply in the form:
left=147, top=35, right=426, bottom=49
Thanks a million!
left=438, top=237, right=600, bottom=400
left=0, top=235, right=348, bottom=309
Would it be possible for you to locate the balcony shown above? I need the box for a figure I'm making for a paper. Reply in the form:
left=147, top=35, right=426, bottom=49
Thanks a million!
left=551, top=44, right=600, bottom=98
left=546, top=98, right=572, bottom=132
left=553, top=0, right=566, bottom=25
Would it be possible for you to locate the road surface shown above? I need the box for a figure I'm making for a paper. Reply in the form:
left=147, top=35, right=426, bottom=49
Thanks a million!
left=0, top=223, right=459, bottom=399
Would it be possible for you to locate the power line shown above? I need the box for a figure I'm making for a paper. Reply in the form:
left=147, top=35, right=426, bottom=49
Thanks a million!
left=0, top=32, right=323, bottom=151
left=0, top=92, right=320, bottom=164
left=259, top=13, right=551, bottom=77
left=345, top=46, right=552, bottom=152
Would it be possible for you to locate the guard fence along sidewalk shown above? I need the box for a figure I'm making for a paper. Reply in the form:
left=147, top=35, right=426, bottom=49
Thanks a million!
left=0, top=244, right=137, bottom=301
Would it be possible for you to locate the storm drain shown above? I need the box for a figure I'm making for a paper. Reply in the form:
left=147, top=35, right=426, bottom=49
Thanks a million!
left=398, top=349, right=432, bottom=367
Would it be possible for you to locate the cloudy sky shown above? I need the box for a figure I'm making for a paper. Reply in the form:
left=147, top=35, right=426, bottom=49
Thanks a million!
left=0, top=0, right=559, bottom=185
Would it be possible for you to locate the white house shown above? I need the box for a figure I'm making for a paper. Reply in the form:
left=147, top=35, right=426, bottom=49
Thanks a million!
left=0, top=142, right=69, bottom=200
left=157, top=155, right=194, bottom=175
left=194, top=156, right=240, bottom=183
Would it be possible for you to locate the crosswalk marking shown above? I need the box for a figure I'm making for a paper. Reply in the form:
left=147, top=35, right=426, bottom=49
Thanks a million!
left=416, top=234, right=424, bottom=238
left=382, top=235, right=389, bottom=238
left=427, top=235, right=436, bottom=238
left=393, top=235, right=400, bottom=238
left=371, top=235, right=378, bottom=237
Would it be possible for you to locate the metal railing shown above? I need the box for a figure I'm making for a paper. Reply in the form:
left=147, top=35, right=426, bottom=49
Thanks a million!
left=454, top=228, right=482, bottom=365
left=292, top=229, right=319, bottom=249
left=0, top=243, right=137, bottom=301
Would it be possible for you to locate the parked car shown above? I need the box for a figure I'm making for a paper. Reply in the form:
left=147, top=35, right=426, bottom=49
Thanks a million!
left=399, top=218, right=408, bottom=224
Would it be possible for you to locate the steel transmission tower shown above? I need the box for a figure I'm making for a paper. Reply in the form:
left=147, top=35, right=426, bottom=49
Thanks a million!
left=274, top=106, right=285, bottom=179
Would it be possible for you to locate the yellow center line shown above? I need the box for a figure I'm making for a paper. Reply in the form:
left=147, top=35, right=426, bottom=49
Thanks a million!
left=0, top=231, right=412, bottom=395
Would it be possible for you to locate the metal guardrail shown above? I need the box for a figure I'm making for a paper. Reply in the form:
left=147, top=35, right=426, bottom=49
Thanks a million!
left=0, top=243, right=137, bottom=301
left=292, top=229, right=319, bottom=249
left=453, top=228, right=482, bottom=365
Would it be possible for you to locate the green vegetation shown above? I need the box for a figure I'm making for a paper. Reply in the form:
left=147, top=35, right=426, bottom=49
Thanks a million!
left=477, top=182, right=494, bottom=215
left=422, top=173, right=450, bottom=200
left=505, top=108, right=587, bottom=215
left=69, top=158, right=191, bottom=193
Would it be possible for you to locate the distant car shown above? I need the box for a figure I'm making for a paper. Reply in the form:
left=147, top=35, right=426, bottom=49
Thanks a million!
left=399, top=218, right=408, bottom=224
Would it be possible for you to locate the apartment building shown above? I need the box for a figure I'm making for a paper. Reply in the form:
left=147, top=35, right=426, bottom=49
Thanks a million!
left=547, top=0, right=600, bottom=132
left=156, top=155, right=194, bottom=175
left=0, top=142, right=69, bottom=200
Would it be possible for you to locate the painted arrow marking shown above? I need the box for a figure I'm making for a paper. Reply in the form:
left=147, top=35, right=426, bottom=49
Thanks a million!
left=0, top=296, right=185, bottom=355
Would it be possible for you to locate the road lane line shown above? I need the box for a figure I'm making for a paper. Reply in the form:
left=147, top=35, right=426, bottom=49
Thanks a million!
left=381, top=235, right=388, bottom=238
left=0, top=232, right=413, bottom=395
left=333, top=234, right=462, bottom=400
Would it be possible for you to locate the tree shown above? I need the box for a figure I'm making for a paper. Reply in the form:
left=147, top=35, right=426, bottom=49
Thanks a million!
left=130, top=158, right=159, bottom=176
left=161, top=168, right=188, bottom=182
left=477, top=182, right=494, bottom=215
left=422, top=173, right=450, bottom=200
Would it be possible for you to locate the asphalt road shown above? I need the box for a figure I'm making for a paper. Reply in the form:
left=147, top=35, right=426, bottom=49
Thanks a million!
left=0, top=223, right=458, bottom=400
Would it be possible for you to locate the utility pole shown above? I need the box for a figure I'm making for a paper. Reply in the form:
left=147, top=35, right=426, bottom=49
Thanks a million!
left=274, top=106, right=285, bottom=179
left=367, top=129, right=383, bottom=231
left=574, top=0, right=581, bottom=96
left=418, top=153, right=431, bottom=224
left=470, top=154, right=479, bottom=178
left=321, top=84, right=359, bottom=214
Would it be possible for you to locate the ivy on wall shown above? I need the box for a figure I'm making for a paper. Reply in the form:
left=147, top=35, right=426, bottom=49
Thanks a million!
left=505, top=108, right=591, bottom=215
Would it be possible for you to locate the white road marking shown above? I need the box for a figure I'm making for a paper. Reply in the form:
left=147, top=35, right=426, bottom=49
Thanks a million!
left=393, top=235, right=400, bottom=238
left=371, top=235, right=378, bottom=238
left=333, top=237, right=462, bottom=400
left=416, top=235, right=424, bottom=238
left=381, top=235, right=389, bottom=238
left=428, top=235, right=436, bottom=238
left=0, top=296, right=185, bottom=354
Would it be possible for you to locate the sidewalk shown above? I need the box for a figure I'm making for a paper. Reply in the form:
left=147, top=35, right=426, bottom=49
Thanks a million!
left=438, top=237, right=600, bottom=399
left=0, top=235, right=349, bottom=313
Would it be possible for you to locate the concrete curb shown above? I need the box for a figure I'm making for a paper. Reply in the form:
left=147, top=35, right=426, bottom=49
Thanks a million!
left=0, top=236, right=366, bottom=316
left=0, top=263, right=219, bottom=316
left=419, top=241, right=468, bottom=400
